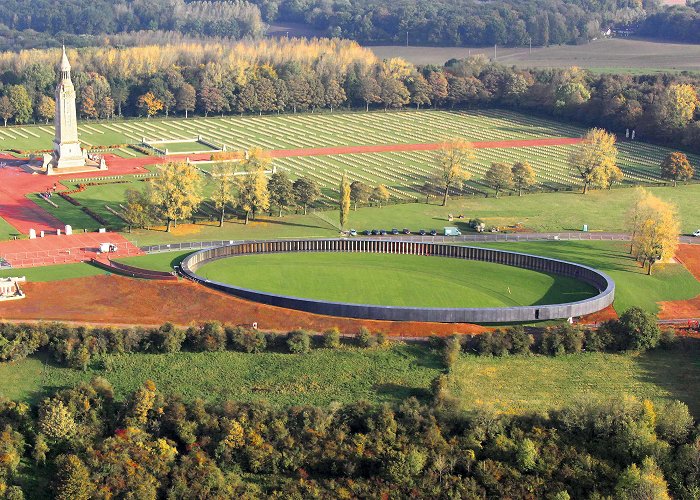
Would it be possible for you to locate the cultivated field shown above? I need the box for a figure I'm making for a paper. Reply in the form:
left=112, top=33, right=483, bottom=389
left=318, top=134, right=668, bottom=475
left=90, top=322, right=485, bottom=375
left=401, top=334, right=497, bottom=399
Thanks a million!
left=370, top=38, right=700, bottom=73
left=195, top=252, right=596, bottom=307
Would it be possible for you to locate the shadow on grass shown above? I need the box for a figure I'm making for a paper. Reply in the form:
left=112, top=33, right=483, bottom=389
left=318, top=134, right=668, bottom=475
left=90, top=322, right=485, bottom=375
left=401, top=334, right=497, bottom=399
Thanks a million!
left=633, top=339, right=700, bottom=416
left=373, top=383, right=432, bottom=403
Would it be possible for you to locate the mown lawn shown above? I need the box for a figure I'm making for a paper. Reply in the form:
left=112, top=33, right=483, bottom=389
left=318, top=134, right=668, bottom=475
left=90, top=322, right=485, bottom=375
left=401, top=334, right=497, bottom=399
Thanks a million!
left=0, top=215, right=21, bottom=240
left=448, top=346, right=700, bottom=416
left=116, top=250, right=193, bottom=272
left=470, top=240, right=700, bottom=314
left=196, top=252, right=596, bottom=308
left=0, top=262, right=105, bottom=282
left=0, top=344, right=441, bottom=407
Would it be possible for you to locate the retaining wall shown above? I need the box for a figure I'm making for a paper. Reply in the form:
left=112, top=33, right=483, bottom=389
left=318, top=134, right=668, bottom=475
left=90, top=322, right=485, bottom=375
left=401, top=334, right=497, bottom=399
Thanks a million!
left=180, top=239, right=615, bottom=323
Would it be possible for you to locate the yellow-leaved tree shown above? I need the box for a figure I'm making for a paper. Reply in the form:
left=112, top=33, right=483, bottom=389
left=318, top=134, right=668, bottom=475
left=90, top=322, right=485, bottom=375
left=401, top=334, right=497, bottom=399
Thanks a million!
left=339, top=171, right=350, bottom=230
left=433, top=138, right=474, bottom=206
left=568, top=128, right=622, bottom=194
left=628, top=189, right=680, bottom=275
left=235, top=148, right=270, bottom=224
left=137, top=91, right=164, bottom=118
left=665, top=83, right=699, bottom=128
left=149, top=161, right=203, bottom=232
left=210, top=161, right=239, bottom=227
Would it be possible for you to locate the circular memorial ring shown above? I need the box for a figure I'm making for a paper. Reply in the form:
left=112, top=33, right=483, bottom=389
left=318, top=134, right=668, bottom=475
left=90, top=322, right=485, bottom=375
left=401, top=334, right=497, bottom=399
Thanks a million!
left=180, top=238, right=615, bottom=323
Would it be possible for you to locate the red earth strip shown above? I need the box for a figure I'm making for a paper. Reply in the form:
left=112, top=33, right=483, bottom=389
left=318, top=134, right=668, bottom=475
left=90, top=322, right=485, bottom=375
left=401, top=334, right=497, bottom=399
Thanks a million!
left=658, top=244, right=700, bottom=320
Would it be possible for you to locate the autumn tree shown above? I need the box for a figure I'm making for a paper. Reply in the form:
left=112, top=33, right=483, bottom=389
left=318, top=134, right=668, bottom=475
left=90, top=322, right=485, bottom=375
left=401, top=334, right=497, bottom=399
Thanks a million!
left=484, top=162, right=514, bottom=198
left=407, top=72, right=431, bottom=109
left=80, top=86, right=97, bottom=119
left=339, top=172, right=350, bottom=230
left=371, top=184, right=390, bottom=208
left=665, top=83, right=699, bottom=128
left=53, top=454, right=92, bottom=500
left=38, top=398, right=76, bottom=440
left=512, top=161, right=536, bottom=196
left=292, top=176, right=320, bottom=215
left=568, top=128, right=622, bottom=194
left=176, top=83, right=196, bottom=118
left=7, top=85, right=32, bottom=124
left=210, top=162, right=237, bottom=226
left=629, top=191, right=680, bottom=275
left=325, top=77, right=346, bottom=112
left=125, top=380, right=157, bottom=427
left=358, top=72, right=381, bottom=111
left=379, top=75, right=410, bottom=110
left=625, top=187, right=651, bottom=254
left=428, top=71, right=449, bottom=107
left=235, top=149, right=270, bottom=223
left=37, top=95, right=55, bottom=124
left=660, top=152, right=694, bottom=187
left=149, top=161, right=203, bottom=232
left=137, top=91, right=163, bottom=118
left=268, top=170, right=295, bottom=216
left=0, top=95, right=14, bottom=126
left=433, top=138, right=474, bottom=206
left=350, top=180, right=371, bottom=210
left=123, top=188, right=154, bottom=232
left=615, top=457, right=670, bottom=500
left=97, top=96, right=115, bottom=119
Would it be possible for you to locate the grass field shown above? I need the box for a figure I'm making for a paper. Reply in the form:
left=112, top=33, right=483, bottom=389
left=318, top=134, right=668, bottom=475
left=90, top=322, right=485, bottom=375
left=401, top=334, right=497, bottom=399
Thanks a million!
left=370, top=38, right=700, bottom=73
left=0, top=215, right=21, bottom=240
left=0, top=344, right=441, bottom=407
left=196, top=252, right=596, bottom=307
left=14, top=109, right=699, bottom=233
left=448, top=346, right=700, bottom=416
left=115, top=250, right=193, bottom=271
left=149, top=140, right=218, bottom=154
left=1, top=343, right=697, bottom=416
left=470, top=240, right=700, bottom=314
left=0, top=262, right=105, bottom=282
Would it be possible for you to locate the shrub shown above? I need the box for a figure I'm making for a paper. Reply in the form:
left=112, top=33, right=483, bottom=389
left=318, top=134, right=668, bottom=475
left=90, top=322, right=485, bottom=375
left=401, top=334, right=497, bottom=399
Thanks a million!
left=490, top=330, right=512, bottom=356
left=584, top=323, right=617, bottom=352
left=475, top=331, right=494, bottom=356
left=540, top=325, right=583, bottom=355
left=442, top=336, right=462, bottom=369
left=507, top=327, right=533, bottom=355
left=618, top=307, right=660, bottom=352
left=286, top=330, right=311, bottom=354
left=227, top=326, right=267, bottom=353
left=150, top=322, right=186, bottom=353
left=659, top=328, right=677, bottom=349
left=357, top=327, right=377, bottom=348
left=376, top=332, right=388, bottom=346
left=188, top=322, right=227, bottom=352
left=322, top=328, right=341, bottom=349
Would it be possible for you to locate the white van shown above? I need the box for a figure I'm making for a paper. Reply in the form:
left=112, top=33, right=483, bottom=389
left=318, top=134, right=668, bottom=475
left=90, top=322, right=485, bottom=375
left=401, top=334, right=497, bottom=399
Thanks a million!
left=693, top=229, right=700, bottom=237
left=444, top=227, right=462, bottom=236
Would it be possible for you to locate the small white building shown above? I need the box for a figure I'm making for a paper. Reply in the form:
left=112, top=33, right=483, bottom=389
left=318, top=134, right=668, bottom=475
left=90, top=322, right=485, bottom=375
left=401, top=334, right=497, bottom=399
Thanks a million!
left=0, top=277, right=26, bottom=301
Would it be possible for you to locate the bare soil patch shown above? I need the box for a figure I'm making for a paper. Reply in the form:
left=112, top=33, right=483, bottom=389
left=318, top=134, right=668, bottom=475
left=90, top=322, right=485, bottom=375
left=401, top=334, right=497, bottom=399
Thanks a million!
left=658, top=244, right=700, bottom=319
left=0, top=275, right=489, bottom=336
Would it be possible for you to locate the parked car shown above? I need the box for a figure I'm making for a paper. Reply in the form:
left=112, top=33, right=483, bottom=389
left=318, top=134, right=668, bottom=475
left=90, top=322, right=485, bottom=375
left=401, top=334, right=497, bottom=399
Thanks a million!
left=444, top=227, right=462, bottom=236
left=693, top=229, right=700, bottom=237
left=364, top=229, right=372, bottom=236
left=380, top=229, right=387, bottom=235
left=371, top=229, right=380, bottom=235
left=391, top=228, right=399, bottom=235
left=418, top=229, right=426, bottom=235
left=349, top=229, right=357, bottom=236
left=402, top=228, right=411, bottom=234
left=429, top=229, right=437, bottom=236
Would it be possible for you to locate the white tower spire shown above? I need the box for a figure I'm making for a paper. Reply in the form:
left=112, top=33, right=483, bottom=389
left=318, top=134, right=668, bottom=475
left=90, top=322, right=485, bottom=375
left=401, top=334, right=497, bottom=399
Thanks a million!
left=51, top=46, right=85, bottom=169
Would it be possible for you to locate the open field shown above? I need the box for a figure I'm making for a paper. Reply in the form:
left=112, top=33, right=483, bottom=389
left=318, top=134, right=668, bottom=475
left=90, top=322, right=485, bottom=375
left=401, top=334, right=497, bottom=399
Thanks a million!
left=0, top=262, right=105, bottom=281
left=469, top=241, right=700, bottom=314
left=0, top=215, right=20, bottom=240
left=0, top=344, right=441, bottom=407
left=149, top=140, right=219, bottom=154
left=1, top=343, right=697, bottom=416
left=448, top=346, right=700, bottom=416
left=196, top=252, right=596, bottom=307
left=370, top=38, right=700, bottom=73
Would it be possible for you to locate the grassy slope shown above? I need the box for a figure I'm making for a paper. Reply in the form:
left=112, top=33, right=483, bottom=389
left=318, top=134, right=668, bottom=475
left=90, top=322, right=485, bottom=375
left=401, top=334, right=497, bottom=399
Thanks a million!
left=448, top=347, right=700, bottom=416
left=0, top=345, right=441, bottom=407
left=196, top=252, right=596, bottom=307
left=470, top=240, right=700, bottom=314
left=0, top=215, right=21, bottom=240
left=115, top=250, right=193, bottom=271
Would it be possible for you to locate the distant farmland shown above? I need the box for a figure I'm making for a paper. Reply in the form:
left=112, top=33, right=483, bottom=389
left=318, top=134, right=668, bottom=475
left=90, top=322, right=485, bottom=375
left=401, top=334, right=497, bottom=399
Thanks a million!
left=369, top=38, right=700, bottom=73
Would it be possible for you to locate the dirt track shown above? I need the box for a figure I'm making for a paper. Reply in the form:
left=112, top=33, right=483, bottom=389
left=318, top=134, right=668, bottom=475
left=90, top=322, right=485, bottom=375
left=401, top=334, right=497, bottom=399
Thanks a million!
left=0, top=275, right=490, bottom=335
left=658, top=244, right=700, bottom=320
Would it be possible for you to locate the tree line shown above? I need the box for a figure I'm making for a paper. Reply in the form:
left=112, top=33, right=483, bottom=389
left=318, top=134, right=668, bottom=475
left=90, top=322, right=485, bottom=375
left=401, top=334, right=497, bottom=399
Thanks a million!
left=243, top=0, right=654, bottom=46
left=639, top=2, right=700, bottom=43
left=0, top=41, right=699, bottom=155
left=0, top=318, right=698, bottom=498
